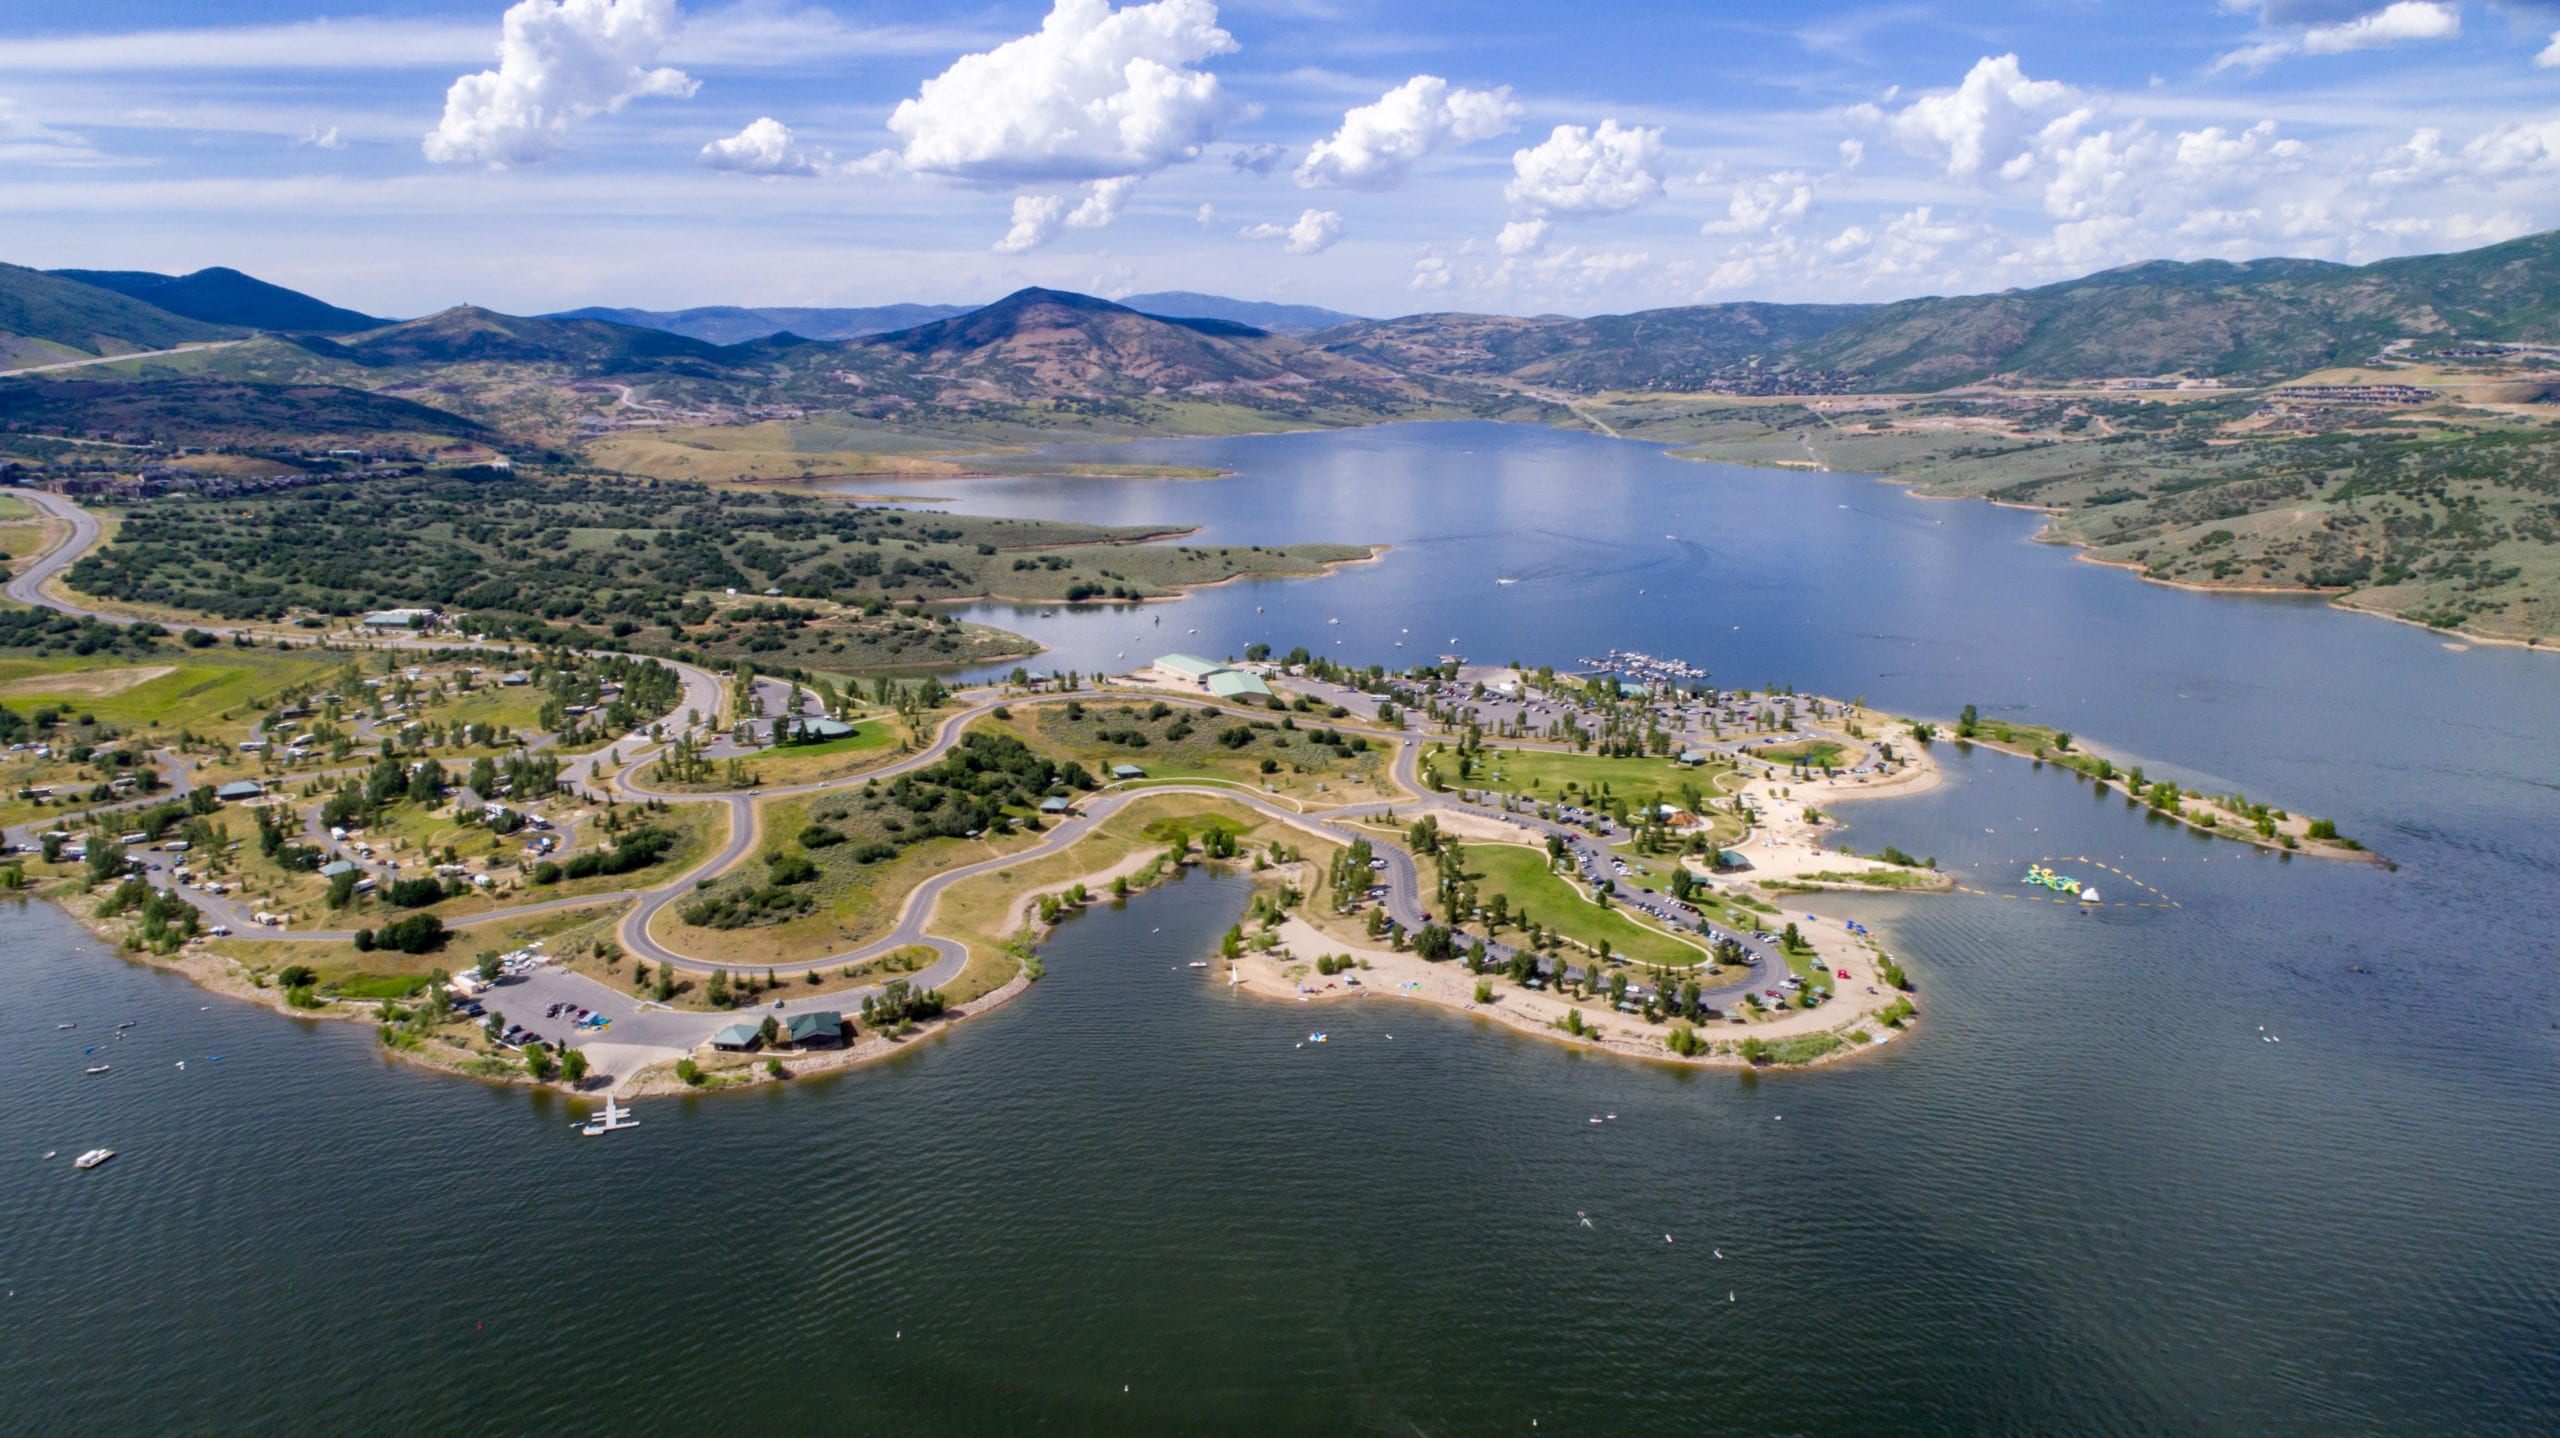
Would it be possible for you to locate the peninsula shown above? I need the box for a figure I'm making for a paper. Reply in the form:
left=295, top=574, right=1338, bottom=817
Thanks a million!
left=1, top=480, right=2373, bottom=1096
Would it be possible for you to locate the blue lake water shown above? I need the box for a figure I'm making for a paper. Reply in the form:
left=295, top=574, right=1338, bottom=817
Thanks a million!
left=6, top=420, right=2558, bottom=1431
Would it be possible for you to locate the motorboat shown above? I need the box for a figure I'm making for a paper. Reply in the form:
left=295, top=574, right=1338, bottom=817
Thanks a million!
left=85, top=1065, right=110, bottom=1075
left=74, top=1149, right=114, bottom=1170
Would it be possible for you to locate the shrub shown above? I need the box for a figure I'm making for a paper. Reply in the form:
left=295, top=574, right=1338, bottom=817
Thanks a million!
left=374, top=912, right=447, bottom=955
left=386, top=876, right=444, bottom=908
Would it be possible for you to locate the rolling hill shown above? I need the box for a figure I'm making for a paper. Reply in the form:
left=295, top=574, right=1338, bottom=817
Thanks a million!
left=1788, top=229, right=2560, bottom=389
left=0, top=264, right=242, bottom=370
left=295, top=307, right=735, bottom=370
left=1315, top=302, right=1871, bottom=392
left=51, top=266, right=386, bottom=334
left=853, top=287, right=1448, bottom=414
left=0, top=378, right=493, bottom=449
left=1121, top=291, right=1366, bottom=335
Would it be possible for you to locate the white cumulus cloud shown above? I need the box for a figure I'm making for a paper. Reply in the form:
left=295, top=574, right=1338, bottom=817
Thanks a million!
left=697, top=116, right=820, bottom=176
left=1701, top=171, right=1814, bottom=235
left=2541, top=30, right=2560, bottom=67
left=1877, top=54, right=2071, bottom=181
left=1496, top=218, right=1549, bottom=254
left=888, top=0, right=1240, bottom=185
left=423, top=0, right=696, bottom=167
left=991, top=176, right=1140, bottom=251
left=300, top=125, right=346, bottom=151
left=2303, top=1, right=2460, bottom=53
left=1294, top=75, right=1519, bottom=191
left=1505, top=119, right=1665, bottom=215
left=995, top=193, right=1069, bottom=253
left=1242, top=207, right=1344, bottom=254
left=1410, top=255, right=1452, bottom=292
left=2213, top=1, right=2461, bottom=71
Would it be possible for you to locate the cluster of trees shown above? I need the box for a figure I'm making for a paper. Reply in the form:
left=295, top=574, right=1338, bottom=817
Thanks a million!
left=862, top=979, right=946, bottom=1026
left=356, top=912, right=446, bottom=954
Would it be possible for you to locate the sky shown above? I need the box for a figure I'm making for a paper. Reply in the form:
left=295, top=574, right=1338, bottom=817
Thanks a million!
left=2, top=0, right=2556, bottom=318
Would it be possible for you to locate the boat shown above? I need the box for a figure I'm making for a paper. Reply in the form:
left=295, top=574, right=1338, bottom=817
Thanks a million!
left=1186, top=961, right=1208, bottom=969
left=580, top=1093, right=640, bottom=1136
left=115, top=1021, right=135, bottom=1030
left=85, top=1065, right=110, bottom=1075
left=74, top=1149, right=114, bottom=1170
left=56, top=1023, right=74, bottom=1030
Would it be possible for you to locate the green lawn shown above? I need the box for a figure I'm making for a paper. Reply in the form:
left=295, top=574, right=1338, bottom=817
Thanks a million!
left=1750, top=739, right=1846, bottom=768
left=1459, top=841, right=1711, bottom=969
left=1435, top=745, right=1731, bottom=812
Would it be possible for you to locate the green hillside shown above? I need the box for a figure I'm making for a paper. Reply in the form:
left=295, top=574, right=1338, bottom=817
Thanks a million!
left=51, top=266, right=386, bottom=334
left=0, top=264, right=241, bottom=369
left=1794, top=230, right=2560, bottom=388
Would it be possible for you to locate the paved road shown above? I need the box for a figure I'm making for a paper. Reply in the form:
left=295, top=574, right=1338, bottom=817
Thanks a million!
left=4, top=487, right=104, bottom=609
left=0, top=341, right=249, bottom=378
left=7, top=488, right=1823, bottom=1028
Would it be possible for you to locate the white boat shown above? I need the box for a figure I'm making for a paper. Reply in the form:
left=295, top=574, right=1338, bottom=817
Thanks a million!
left=580, top=1094, right=639, bottom=1136
left=75, top=1148, right=114, bottom=1170
left=2079, top=889, right=2101, bottom=903
left=1186, top=961, right=1208, bottom=969
left=85, top=1064, right=110, bottom=1075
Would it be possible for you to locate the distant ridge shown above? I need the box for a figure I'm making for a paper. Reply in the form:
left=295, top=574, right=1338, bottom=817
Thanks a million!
left=51, top=266, right=385, bottom=334
left=1119, top=291, right=1367, bottom=335
left=548, top=303, right=974, bottom=344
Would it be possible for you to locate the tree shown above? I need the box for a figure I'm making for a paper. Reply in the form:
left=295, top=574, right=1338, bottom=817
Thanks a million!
left=560, top=1047, right=589, bottom=1085
left=523, top=1044, right=555, bottom=1082
left=706, top=968, right=732, bottom=1007
left=758, top=1014, right=781, bottom=1047
left=1956, top=704, right=1978, bottom=739
left=1473, top=979, right=1494, bottom=1004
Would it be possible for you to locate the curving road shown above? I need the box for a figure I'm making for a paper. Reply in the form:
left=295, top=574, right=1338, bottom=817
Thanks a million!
left=9, top=487, right=1806, bottom=1023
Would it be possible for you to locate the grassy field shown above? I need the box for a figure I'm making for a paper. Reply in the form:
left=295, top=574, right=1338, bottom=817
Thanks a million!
left=651, top=791, right=1043, bottom=967
left=928, top=792, right=1318, bottom=998
left=652, top=718, right=905, bottom=791
left=1434, top=745, right=1742, bottom=840
left=1459, top=840, right=1712, bottom=969
left=0, top=648, right=344, bottom=737
left=999, top=701, right=1391, bottom=803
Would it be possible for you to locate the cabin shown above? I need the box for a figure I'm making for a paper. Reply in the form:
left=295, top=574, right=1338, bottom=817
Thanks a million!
left=784, top=1011, right=845, bottom=1049
left=708, top=1023, right=761, bottom=1052
left=1674, top=750, right=1710, bottom=766
left=1110, top=763, right=1146, bottom=780
left=213, top=780, right=266, bottom=802
left=1039, top=796, right=1075, bottom=816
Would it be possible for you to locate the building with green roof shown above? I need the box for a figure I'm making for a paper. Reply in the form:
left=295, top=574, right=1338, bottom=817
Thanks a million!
left=1207, top=670, right=1272, bottom=700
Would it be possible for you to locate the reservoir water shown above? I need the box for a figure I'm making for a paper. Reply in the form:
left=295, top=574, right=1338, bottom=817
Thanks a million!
left=8, top=422, right=2559, bottom=1432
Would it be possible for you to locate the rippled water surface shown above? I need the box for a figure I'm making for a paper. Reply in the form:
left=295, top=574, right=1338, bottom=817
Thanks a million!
left=7, top=422, right=2559, bottom=1433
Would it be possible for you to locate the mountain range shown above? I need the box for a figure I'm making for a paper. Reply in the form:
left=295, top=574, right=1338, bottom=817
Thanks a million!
left=4, top=229, right=2558, bottom=399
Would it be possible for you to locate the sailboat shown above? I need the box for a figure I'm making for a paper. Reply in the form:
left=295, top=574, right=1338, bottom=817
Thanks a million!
left=580, top=1093, right=639, bottom=1136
